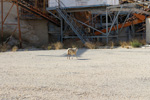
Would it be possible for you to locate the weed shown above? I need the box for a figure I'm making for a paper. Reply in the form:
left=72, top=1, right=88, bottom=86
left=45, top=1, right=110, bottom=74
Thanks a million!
left=53, top=42, right=63, bottom=50
left=85, top=42, right=96, bottom=49
left=12, top=46, right=18, bottom=52
left=130, top=40, right=142, bottom=48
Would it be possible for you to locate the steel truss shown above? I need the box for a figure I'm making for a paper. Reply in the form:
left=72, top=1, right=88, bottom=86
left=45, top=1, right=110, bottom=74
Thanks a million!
left=1, top=0, right=61, bottom=48
left=0, top=0, right=22, bottom=47
left=47, top=1, right=150, bottom=44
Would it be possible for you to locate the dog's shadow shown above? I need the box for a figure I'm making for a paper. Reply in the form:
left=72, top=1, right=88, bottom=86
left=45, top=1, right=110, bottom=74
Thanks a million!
left=77, top=58, right=90, bottom=60
left=38, top=49, right=89, bottom=58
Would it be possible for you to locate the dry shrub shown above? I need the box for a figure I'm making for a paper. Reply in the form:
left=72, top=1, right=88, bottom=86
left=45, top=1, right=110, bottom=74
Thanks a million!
left=119, top=41, right=130, bottom=48
left=47, top=45, right=52, bottom=50
left=95, top=42, right=104, bottom=48
left=0, top=45, right=6, bottom=52
left=71, top=45, right=77, bottom=48
left=12, top=46, right=18, bottom=52
left=53, top=42, right=63, bottom=50
left=114, top=42, right=120, bottom=46
left=95, top=42, right=102, bottom=46
left=140, top=39, right=146, bottom=45
left=85, top=42, right=96, bottom=49
left=0, top=44, right=10, bottom=52
left=64, top=41, right=103, bottom=49
left=125, top=46, right=130, bottom=49
left=110, top=42, right=114, bottom=49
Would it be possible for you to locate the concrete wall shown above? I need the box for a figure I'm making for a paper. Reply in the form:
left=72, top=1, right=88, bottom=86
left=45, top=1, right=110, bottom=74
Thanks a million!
left=146, top=18, right=150, bottom=44
left=49, top=0, right=119, bottom=8
left=23, top=20, right=49, bottom=46
left=0, top=2, right=49, bottom=46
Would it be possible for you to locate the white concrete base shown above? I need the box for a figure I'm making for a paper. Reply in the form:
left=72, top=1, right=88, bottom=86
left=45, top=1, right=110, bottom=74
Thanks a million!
left=146, top=18, right=150, bottom=44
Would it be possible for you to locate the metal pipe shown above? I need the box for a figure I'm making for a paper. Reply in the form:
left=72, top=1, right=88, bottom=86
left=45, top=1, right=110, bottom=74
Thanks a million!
left=1, top=0, right=3, bottom=45
left=108, top=6, right=123, bottom=35
left=92, top=14, right=94, bottom=35
left=106, top=9, right=108, bottom=34
left=16, top=0, right=22, bottom=48
left=61, top=18, right=63, bottom=42
left=116, top=12, right=119, bottom=35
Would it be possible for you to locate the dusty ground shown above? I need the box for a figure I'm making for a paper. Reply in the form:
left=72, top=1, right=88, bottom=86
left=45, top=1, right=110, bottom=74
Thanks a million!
left=0, top=48, right=150, bottom=100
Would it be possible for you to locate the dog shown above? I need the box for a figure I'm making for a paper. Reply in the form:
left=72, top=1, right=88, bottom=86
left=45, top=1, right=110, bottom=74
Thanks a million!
left=67, top=48, right=78, bottom=59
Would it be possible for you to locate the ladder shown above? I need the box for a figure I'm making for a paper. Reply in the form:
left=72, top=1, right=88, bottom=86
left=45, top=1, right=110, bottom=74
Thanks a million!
left=10, top=0, right=60, bottom=26
left=56, top=7, right=89, bottom=43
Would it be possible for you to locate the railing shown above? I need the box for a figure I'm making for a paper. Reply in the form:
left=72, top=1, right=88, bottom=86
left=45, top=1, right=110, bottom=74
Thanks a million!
left=55, top=0, right=90, bottom=43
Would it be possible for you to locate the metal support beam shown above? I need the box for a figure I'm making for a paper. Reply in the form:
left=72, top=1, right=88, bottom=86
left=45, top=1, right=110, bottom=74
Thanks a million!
left=47, top=10, right=61, bottom=20
left=119, top=10, right=132, bottom=34
left=106, top=9, right=108, bottom=34
left=3, top=3, right=14, bottom=24
left=75, top=19, right=106, bottom=36
left=35, top=0, right=37, bottom=8
left=16, top=0, right=22, bottom=48
left=1, top=0, right=3, bottom=45
left=116, top=12, right=119, bottom=35
left=107, top=6, right=123, bottom=36
left=61, top=18, right=63, bottom=42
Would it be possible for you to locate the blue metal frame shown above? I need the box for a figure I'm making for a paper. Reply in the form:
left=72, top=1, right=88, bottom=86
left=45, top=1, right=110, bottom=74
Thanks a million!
left=46, top=1, right=150, bottom=44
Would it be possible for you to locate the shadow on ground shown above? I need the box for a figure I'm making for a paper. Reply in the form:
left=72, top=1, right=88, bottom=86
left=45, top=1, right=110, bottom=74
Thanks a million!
left=77, top=59, right=90, bottom=60
left=37, top=49, right=89, bottom=58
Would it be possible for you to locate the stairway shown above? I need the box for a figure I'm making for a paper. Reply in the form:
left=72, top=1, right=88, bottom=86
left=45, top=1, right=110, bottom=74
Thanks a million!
left=10, top=0, right=60, bottom=26
left=56, top=8, right=89, bottom=44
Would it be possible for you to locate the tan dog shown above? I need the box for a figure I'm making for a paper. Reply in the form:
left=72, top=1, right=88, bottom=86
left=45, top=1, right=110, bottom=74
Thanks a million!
left=67, top=48, right=78, bottom=59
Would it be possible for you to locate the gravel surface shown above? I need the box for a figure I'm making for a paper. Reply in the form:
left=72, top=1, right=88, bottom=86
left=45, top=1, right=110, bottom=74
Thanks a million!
left=0, top=48, right=150, bottom=100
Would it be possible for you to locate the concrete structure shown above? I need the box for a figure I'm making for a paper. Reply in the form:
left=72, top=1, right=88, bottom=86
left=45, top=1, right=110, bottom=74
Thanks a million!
left=49, top=0, right=119, bottom=8
left=0, top=2, right=49, bottom=46
left=146, top=18, right=150, bottom=43
left=0, top=0, right=148, bottom=47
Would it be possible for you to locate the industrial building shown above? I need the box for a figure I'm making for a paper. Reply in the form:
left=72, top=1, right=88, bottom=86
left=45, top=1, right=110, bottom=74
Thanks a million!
left=0, top=0, right=150, bottom=47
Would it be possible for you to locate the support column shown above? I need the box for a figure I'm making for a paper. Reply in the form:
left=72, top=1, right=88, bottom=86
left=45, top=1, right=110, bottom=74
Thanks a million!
left=43, top=0, right=46, bottom=12
left=16, top=0, right=22, bottom=48
left=1, top=0, right=3, bottom=45
left=35, top=0, right=37, bottom=8
left=106, top=9, right=108, bottom=34
left=106, top=37, right=109, bottom=45
left=116, top=12, right=119, bottom=42
left=61, top=18, right=63, bottom=42
left=146, top=18, right=150, bottom=44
